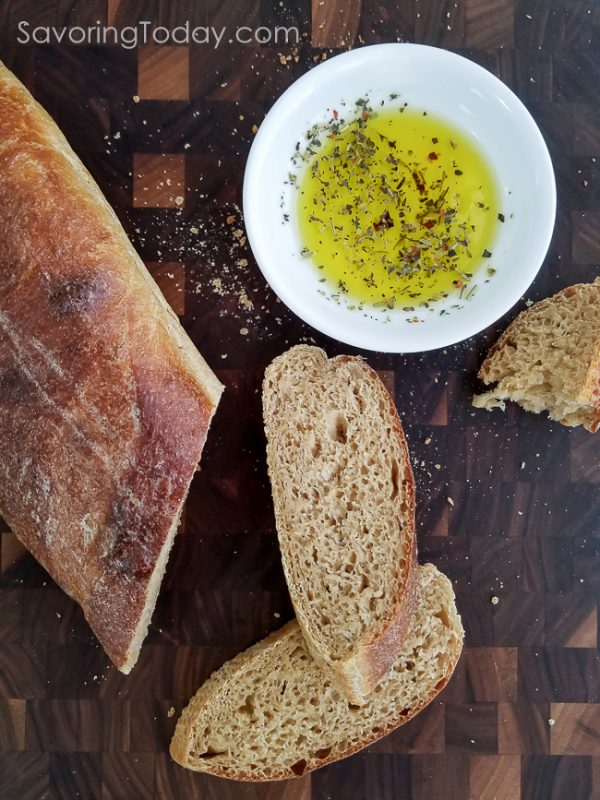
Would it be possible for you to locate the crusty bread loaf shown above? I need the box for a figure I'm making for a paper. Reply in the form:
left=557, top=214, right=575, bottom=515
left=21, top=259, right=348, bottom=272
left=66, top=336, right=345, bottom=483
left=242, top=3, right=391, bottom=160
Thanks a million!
left=170, top=563, right=463, bottom=781
left=262, top=345, right=417, bottom=704
left=473, top=279, right=600, bottom=431
left=0, top=62, right=223, bottom=671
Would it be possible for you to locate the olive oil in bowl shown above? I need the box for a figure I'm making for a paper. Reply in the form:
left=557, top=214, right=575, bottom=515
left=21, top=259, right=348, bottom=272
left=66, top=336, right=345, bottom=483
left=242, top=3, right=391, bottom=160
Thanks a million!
left=295, top=101, right=500, bottom=311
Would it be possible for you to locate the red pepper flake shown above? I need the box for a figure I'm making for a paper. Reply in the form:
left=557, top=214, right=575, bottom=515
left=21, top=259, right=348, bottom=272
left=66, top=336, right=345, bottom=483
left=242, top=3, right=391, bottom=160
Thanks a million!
left=361, top=110, right=369, bottom=121
left=428, top=152, right=438, bottom=160
left=439, top=208, right=447, bottom=217
left=333, top=109, right=339, bottom=120
left=423, top=219, right=436, bottom=229
left=453, top=279, right=463, bottom=288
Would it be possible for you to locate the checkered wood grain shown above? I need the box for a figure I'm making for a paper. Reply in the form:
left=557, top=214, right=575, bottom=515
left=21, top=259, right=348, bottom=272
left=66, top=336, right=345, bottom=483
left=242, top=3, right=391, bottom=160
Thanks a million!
left=0, top=1, right=600, bottom=798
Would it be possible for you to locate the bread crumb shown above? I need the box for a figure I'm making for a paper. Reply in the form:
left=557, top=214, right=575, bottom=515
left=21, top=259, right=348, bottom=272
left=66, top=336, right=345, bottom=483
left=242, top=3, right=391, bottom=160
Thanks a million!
left=238, top=291, right=254, bottom=311
left=240, top=327, right=249, bottom=336
left=491, top=596, right=499, bottom=605
left=174, top=196, right=184, bottom=206
left=424, top=436, right=432, bottom=445
left=168, top=707, right=175, bottom=718
left=447, top=497, right=454, bottom=507
left=548, top=718, right=555, bottom=726
left=133, top=94, right=140, bottom=103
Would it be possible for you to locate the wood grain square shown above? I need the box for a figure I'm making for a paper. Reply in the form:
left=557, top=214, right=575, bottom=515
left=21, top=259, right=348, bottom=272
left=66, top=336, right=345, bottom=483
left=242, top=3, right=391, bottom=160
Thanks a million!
left=496, top=48, right=553, bottom=103
left=445, top=704, right=498, bottom=754
left=470, top=538, right=523, bottom=594
left=0, top=698, right=25, bottom=751
left=133, top=154, right=185, bottom=208
left=465, top=0, right=514, bottom=48
left=522, top=755, right=592, bottom=800
left=138, top=45, right=190, bottom=101
left=411, top=754, right=470, bottom=800
left=493, top=592, right=545, bottom=647
left=574, top=539, right=600, bottom=589
left=49, top=752, right=102, bottom=800
left=0, top=589, right=22, bottom=643
left=146, top=262, right=186, bottom=315
left=519, top=649, right=600, bottom=704
left=371, top=702, right=445, bottom=754
left=513, top=0, right=565, bottom=50
left=358, top=0, right=415, bottom=43
left=312, top=754, right=366, bottom=799
left=129, top=699, right=180, bottom=753
left=465, top=647, right=517, bottom=702
left=1, top=532, right=27, bottom=574
left=469, top=755, right=521, bottom=800
left=76, top=700, right=130, bottom=753
left=572, top=210, right=600, bottom=263
left=0, top=752, right=49, bottom=800
left=311, top=0, right=361, bottom=48
left=0, top=645, right=46, bottom=699
left=26, top=700, right=80, bottom=752
left=573, top=104, right=600, bottom=156
left=550, top=704, right=600, bottom=756
left=498, top=702, right=550, bottom=755
left=414, top=0, right=466, bottom=48
left=545, top=592, right=597, bottom=648
left=20, top=588, right=93, bottom=647
left=363, top=753, right=412, bottom=799
left=102, top=752, right=155, bottom=800
left=570, top=427, right=600, bottom=483
left=523, top=538, right=573, bottom=593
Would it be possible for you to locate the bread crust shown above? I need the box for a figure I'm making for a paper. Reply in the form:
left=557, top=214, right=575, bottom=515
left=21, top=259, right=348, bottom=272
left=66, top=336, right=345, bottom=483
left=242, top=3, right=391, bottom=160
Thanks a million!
left=263, top=345, right=418, bottom=703
left=0, top=62, right=223, bottom=671
left=170, top=566, right=463, bottom=781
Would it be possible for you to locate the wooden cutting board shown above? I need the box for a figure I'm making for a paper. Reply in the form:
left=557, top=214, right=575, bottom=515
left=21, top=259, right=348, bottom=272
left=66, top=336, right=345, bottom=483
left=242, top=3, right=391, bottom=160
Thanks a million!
left=1, top=1, right=600, bottom=798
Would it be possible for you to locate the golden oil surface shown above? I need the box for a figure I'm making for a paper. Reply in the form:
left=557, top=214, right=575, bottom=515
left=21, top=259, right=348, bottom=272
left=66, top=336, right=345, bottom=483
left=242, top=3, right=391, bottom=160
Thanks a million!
left=296, top=105, right=500, bottom=310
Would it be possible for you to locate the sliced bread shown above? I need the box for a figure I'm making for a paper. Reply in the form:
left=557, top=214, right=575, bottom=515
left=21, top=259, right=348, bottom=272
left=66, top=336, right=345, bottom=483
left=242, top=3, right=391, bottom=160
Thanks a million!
left=262, top=345, right=417, bottom=704
left=473, top=279, right=600, bottom=431
left=170, top=563, right=463, bottom=781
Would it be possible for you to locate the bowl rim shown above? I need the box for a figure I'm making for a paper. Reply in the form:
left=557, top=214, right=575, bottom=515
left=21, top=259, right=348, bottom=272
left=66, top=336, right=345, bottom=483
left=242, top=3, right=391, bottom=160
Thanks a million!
left=243, top=42, right=557, bottom=353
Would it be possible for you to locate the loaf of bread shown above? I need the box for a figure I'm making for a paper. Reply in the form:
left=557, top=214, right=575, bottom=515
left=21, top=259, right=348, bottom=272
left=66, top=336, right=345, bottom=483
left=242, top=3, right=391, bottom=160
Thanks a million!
left=473, top=279, right=600, bottom=431
left=262, top=345, right=417, bottom=704
left=170, top=563, right=463, bottom=781
left=0, top=62, right=223, bottom=671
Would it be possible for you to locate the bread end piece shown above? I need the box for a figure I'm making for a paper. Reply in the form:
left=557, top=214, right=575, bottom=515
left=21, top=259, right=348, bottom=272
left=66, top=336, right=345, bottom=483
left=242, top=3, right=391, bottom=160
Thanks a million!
left=473, top=280, right=600, bottom=432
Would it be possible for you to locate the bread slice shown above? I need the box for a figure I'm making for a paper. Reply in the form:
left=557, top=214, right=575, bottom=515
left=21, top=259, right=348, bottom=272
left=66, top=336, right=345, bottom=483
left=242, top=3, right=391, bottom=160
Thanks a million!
left=170, top=563, right=463, bottom=781
left=262, top=345, right=417, bottom=704
left=473, top=279, right=600, bottom=431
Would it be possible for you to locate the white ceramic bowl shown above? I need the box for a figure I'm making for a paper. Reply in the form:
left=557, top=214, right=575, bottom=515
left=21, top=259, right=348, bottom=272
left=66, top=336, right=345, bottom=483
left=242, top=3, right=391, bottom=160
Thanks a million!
left=243, top=43, right=556, bottom=353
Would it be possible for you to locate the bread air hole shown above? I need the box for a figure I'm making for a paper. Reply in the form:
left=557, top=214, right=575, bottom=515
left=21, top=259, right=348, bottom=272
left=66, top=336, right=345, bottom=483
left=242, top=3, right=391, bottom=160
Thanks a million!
left=198, top=746, right=227, bottom=759
left=291, top=759, right=308, bottom=776
left=327, top=412, right=348, bottom=444
left=314, top=746, right=332, bottom=760
left=391, top=459, right=399, bottom=499
left=238, top=694, right=257, bottom=721
left=435, top=608, right=451, bottom=628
